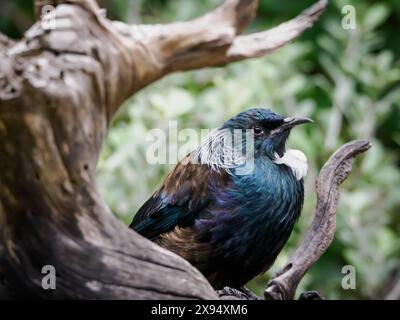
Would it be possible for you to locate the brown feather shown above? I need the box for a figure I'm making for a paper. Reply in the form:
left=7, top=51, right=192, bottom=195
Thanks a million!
left=157, top=226, right=210, bottom=273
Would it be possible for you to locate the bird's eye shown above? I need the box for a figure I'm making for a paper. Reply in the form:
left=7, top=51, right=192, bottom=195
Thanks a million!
left=253, top=126, right=264, bottom=136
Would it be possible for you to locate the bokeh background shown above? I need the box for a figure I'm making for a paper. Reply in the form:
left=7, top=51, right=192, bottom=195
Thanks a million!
left=2, top=0, right=399, bottom=299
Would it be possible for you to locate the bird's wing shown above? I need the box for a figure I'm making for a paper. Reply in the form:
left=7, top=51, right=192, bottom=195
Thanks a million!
left=130, top=156, right=229, bottom=240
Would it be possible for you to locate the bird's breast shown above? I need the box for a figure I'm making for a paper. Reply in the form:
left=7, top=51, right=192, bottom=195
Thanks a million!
left=196, top=159, right=304, bottom=285
left=231, top=160, right=303, bottom=242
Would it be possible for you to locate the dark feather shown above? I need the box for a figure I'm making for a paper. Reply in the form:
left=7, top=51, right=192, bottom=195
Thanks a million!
left=130, top=156, right=229, bottom=240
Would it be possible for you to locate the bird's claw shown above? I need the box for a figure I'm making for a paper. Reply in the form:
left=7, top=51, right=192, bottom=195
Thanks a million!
left=265, top=278, right=325, bottom=300
left=264, top=279, right=289, bottom=300
left=298, top=290, right=325, bottom=300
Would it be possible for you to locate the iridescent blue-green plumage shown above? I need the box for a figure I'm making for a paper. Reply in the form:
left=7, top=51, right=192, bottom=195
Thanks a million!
left=130, top=108, right=309, bottom=289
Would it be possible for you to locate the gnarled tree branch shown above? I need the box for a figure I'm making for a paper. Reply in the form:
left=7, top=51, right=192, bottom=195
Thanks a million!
left=112, top=0, right=327, bottom=110
left=227, top=0, right=328, bottom=62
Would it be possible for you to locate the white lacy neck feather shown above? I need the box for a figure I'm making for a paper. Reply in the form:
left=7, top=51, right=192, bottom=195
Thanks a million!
left=274, top=149, right=308, bottom=180
left=191, top=129, right=308, bottom=180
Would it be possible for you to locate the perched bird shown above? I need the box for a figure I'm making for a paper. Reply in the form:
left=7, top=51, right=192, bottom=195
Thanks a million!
left=130, top=108, right=312, bottom=290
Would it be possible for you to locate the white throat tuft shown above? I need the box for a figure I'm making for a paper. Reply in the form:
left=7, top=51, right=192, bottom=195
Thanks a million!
left=274, top=149, right=308, bottom=180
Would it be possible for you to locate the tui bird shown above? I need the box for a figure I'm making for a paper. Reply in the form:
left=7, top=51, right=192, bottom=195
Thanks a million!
left=130, top=108, right=312, bottom=291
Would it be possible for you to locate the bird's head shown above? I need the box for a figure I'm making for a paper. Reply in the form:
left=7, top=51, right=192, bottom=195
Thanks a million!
left=221, top=108, right=313, bottom=160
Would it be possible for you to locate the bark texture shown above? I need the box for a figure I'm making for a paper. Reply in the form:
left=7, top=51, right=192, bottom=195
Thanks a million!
left=0, top=0, right=369, bottom=299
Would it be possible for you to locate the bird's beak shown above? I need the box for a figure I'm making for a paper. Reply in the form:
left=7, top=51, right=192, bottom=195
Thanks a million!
left=271, top=116, right=313, bottom=135
left=280, top=116, right=313, bottom=130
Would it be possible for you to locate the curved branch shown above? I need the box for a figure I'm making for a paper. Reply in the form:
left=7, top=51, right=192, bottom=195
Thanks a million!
left=110, top=0, right=259, bottom=91
left=226, top=0, right=328, bottom=62
left=112, top=0, right=327, bottom=104
left=1, top=1, right=217, bottom=300
left=264, top=139, right=371, bottom=300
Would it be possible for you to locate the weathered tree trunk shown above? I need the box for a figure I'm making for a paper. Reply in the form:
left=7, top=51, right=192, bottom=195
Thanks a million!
left=0, top=0, right=369, bottom=299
